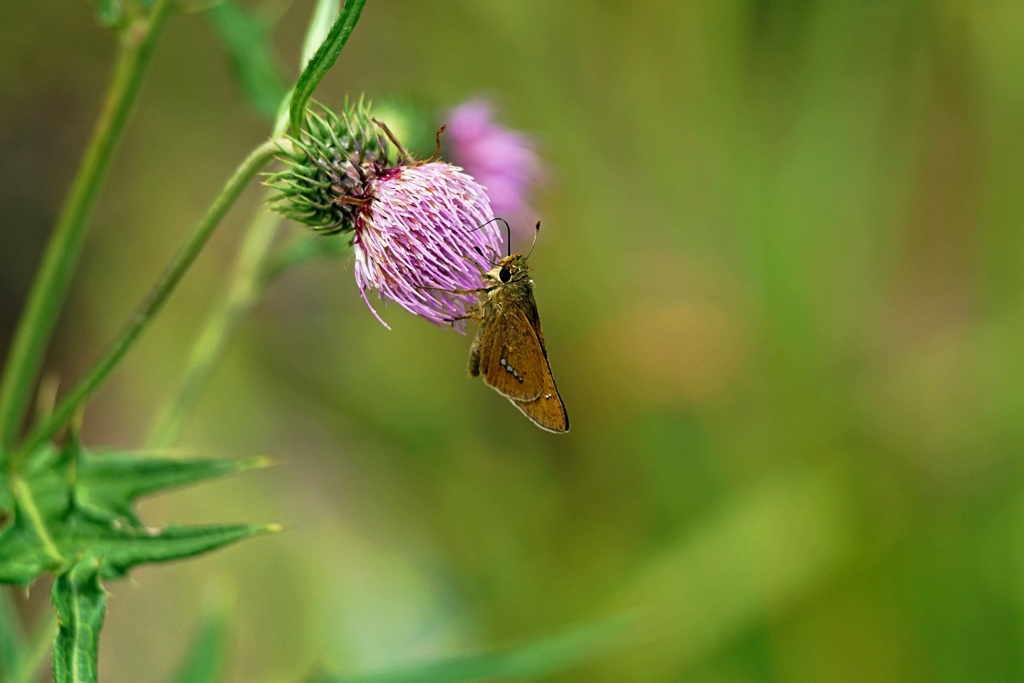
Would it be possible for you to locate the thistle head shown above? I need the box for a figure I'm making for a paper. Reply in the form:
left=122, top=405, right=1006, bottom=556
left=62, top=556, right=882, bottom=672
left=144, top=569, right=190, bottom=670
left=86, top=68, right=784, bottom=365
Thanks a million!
left=268, top=99, right=387, bottom=234
left=268, top=100, right=504, bottom=330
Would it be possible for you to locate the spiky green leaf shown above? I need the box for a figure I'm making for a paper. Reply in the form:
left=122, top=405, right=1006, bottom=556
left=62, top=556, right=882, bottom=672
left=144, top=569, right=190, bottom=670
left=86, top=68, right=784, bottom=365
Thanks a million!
left=0, top=497, right=62, bottom=584
left=0, top=508, right=276, bottom=585
left=77, top=452, right=268, bottom=526
left=0, top=439, right=274, bottom=586
left=89, top=522, right=278, bottom=580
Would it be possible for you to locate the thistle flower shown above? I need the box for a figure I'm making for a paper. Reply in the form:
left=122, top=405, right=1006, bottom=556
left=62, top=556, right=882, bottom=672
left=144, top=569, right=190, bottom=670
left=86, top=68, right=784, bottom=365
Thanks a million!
left=445, top=99, right=544, bottom=232
left=268, top=101, right=504, bottom=329
left=352, top=162, right=499, bottom=329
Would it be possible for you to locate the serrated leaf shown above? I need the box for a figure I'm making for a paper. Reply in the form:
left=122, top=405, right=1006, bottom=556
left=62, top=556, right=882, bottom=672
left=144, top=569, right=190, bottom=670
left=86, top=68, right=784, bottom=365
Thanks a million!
left=52, top=557, right=106, bottom=683
left=168, top=595, right=232, bottom=683
left=14, top=443, right=72, bottom=523
left=77, top=452, right=268, bottom=525
left=0, top=439, right=274, bottom=586
left=0, top=511, right=276, bottom=585
left=87, top=521, right=278, bottom=581
left=206, top=0, right=288, bottom=119
left=0, top=499, right=62, bottom=584
left=311, top=616, right=634, bottom=683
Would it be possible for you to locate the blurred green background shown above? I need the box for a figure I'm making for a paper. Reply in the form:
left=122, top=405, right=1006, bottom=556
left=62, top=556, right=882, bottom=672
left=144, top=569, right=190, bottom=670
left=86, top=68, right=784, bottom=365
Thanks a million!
left=4, top=0, right=1024, bottom=681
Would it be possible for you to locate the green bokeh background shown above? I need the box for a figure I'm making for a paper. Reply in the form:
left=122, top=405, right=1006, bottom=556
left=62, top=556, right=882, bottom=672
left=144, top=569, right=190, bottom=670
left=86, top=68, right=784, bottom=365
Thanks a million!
left=4, top=1, right=1024, bottom=681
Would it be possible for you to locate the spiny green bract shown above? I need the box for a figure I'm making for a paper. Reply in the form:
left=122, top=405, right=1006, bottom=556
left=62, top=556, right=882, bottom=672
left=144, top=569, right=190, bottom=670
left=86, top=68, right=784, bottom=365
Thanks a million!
left=267, top=98, right=389, bottom=234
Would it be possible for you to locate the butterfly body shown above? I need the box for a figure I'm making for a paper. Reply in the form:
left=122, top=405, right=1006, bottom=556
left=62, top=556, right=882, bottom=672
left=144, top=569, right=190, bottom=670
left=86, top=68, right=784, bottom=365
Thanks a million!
left=469, top=253, right=569, bottom=433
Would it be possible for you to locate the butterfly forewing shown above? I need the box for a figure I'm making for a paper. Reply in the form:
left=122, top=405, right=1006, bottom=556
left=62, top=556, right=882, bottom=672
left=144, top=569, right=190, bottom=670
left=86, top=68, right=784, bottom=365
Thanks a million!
left=476, top=304, right=545, bottom=401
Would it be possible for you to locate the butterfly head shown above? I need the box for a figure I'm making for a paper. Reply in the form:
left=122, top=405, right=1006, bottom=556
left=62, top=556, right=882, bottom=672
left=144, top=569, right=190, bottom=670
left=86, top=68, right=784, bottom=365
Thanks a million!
left=484, top=253, right=530, bottom=287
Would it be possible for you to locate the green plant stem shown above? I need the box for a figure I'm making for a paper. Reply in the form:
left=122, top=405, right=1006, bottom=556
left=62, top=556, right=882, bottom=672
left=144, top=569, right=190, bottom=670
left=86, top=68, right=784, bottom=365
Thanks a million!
left=289, top=0, right=367, bottom=134
left=0, top=0, right=175, bottom=452
left=19, top=141, right=280, bottom=462
left=148, top=0, right=363, bottom=446
left=148, top=203, right=282, bottom=447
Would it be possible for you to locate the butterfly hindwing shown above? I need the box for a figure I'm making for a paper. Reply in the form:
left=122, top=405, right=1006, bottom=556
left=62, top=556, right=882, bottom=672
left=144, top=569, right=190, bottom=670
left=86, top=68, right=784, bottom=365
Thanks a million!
left=510, top=355, right=569, bottom=433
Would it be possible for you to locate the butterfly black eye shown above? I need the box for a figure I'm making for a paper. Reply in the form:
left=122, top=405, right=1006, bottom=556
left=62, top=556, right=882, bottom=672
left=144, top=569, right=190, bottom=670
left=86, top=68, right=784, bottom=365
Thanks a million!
left=499, top=266, right=512, bottom=282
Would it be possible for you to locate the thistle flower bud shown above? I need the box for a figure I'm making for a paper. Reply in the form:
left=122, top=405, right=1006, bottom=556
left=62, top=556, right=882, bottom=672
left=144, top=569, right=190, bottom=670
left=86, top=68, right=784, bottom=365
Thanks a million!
left=268, top=101, right=503, bottom=330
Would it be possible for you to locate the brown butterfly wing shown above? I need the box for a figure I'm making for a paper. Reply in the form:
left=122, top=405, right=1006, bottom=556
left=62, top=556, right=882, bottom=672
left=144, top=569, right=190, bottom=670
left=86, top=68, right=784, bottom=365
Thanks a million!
left=471, top=295, right=568, bottom=432
left=510, top=357, right=569, bottom=433
left=474, top=303, right=546, bottom=402
left=508, top=297, right=568, bottom=432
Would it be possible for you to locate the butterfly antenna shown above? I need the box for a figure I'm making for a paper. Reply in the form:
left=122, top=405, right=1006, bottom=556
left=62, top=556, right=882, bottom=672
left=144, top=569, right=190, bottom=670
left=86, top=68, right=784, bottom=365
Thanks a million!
left=469, top=217, right=512, bottom=260
left=501, top=218, right=512, bottom=257
left=524, top=221, right=541, bottom=259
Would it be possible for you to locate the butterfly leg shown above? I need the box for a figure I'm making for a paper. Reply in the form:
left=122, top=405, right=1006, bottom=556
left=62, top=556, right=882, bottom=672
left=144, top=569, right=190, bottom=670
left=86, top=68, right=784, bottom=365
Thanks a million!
left=438, top=311, right=482, bottom=332
left=333, top=195, right=371, bottom=206
left=417, top=284, right=488, bottom=295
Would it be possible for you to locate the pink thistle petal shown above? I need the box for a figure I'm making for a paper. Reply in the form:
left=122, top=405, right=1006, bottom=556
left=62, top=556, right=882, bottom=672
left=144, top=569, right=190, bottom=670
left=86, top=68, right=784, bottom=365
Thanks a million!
left=352, top=163, right=504, bottom=330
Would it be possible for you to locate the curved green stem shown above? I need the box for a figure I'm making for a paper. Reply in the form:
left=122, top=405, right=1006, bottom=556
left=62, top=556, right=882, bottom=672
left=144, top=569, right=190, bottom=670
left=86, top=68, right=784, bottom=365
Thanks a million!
left=149, top=0, right=366, bottom=445
left=0, top=0, right=175, bottom=452
left=289, top=0, right=368, bottom=134
left=19, top=140, right=280, bottom=462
